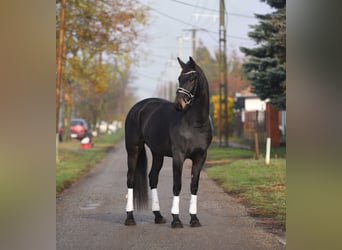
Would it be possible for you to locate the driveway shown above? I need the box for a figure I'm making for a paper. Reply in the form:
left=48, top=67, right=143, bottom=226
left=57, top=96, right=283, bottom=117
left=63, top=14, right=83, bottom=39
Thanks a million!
left=57, top=140, right=285, bottom=250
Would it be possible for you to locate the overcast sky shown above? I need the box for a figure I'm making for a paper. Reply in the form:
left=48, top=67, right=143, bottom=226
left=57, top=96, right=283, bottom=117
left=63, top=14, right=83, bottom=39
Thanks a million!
left=131, top=0, right=274, bottom=100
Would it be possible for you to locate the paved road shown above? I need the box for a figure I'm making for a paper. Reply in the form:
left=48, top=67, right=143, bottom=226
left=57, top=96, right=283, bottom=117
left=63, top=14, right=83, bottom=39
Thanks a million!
left=57, top=140, right=285, bottom=250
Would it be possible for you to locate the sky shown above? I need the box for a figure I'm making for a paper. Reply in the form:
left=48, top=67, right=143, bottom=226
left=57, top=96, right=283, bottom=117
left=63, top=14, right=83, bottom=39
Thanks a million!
left=131, top=0, right=273, bottom=100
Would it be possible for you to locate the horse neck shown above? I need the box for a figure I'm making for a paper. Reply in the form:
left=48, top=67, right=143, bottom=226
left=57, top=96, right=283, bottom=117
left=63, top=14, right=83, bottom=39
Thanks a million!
left=191, top=73, right=210, bottom=124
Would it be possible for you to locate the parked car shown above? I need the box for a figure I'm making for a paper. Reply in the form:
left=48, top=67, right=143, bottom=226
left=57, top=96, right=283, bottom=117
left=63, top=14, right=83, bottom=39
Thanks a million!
left=70, top=118, right=90, bottom=140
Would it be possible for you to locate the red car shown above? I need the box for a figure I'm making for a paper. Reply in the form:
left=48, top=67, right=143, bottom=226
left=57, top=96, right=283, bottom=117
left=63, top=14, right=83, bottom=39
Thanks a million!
left=70, top=118, right=90, bottom=140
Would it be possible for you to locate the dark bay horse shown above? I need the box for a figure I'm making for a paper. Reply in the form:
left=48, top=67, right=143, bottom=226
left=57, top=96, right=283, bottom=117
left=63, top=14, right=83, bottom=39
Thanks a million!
left=124, top=57, right=212, bottom=228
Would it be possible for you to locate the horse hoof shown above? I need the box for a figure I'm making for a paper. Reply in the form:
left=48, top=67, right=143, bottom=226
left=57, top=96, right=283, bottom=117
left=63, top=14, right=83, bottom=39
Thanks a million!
left=190, top=214, right=201, bottom=227
left=125, top=211, right=136, bottom=226
left=171, top=214, right=183, bottom=228
left=190, top=220, right=201, bottom=227
left=155, top=217, right=167, bottom=224
left=153, top=211, right=167, bottom=224
left=125, top=218, right=136, bottom=226
left=171, top=220, right=184, bottom=228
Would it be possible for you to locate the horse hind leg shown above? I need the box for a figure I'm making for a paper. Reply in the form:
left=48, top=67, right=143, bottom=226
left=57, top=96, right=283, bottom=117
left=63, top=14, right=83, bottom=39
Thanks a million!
left=171, top=154, right=184, bottom=228
left=125, top=144, right=145, bottom=226
left=149, top=153, right=166, bottom=224
left=125, top=149, right=138, bottom=226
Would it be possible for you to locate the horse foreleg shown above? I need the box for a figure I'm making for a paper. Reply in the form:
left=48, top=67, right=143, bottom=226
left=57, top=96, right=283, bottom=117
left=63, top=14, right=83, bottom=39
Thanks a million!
left=189, top=153, right=207, bottom=227
left=171, top=155, right=184, bottom=228
left=151, top=190, right=166, bottom=224
left=149, top=154, right=166, bottom=224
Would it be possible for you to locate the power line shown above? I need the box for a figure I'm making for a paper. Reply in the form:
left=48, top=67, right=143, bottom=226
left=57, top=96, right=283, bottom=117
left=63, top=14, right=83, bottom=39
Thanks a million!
left=141, top=2, right=253, bottom=42
left=170, top=0, right=255, bottom=19
left=181, top=0, right=201, bottom=30
left=227, top=35, right=252, bottom=41
left=140, top=2, right=206, bottom=31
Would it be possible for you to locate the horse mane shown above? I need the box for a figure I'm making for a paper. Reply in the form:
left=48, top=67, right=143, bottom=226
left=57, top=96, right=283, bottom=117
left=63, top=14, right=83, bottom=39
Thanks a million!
left=190, top=62, right=209, bottom=103
left=195, top=64, right=208, bottom=88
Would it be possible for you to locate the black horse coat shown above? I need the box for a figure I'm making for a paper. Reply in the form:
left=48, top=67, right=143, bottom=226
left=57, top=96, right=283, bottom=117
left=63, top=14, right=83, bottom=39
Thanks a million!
left=125, top=97, right=212, bottom=160
left=124, top=57, right=212, bottom=227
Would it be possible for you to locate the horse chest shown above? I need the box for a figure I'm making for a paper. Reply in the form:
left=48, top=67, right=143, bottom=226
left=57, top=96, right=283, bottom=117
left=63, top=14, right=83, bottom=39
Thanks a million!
left=175, top=127, right=210, bottom=151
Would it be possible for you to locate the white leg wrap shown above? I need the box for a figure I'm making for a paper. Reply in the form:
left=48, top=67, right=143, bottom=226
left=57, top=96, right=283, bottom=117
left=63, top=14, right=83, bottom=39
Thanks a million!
left=151, top=188, right=160, bottom=211
left=171, top=196, right=180, bottom=214
left=189, top=194, right=197, bottom=214
left=126, top=188, right=134, bottom=212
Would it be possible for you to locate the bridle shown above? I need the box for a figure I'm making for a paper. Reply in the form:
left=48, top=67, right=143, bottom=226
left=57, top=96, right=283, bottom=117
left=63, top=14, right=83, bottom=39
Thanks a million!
left=176, top=87, right=194, bottom=105
left=176, top=70, right=197, bottom=105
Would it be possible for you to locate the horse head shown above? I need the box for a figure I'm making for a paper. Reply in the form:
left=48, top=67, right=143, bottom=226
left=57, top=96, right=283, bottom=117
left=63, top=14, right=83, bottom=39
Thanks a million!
left=176, top=57, right=199, bottom=111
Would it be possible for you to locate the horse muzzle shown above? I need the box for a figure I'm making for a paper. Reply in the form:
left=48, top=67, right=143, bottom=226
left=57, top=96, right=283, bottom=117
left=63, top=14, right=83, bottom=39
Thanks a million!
left=175, top=87, right=194, bottom=111
left=175, top=96, right=187, bottom=111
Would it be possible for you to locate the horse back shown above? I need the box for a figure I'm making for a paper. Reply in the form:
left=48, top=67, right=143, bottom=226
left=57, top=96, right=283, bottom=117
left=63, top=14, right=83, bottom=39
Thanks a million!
left=125, top=98, right=177, bottom=156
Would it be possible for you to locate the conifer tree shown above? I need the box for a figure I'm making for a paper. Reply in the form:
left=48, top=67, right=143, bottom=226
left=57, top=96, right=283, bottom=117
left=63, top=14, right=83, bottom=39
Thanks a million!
left=240, top=0, right=286, bottom=110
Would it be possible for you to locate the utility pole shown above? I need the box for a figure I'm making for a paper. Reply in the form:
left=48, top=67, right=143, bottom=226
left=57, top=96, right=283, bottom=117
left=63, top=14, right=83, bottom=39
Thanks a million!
left=178, top=36, right=183, bottom=59
left=191, top=29, right=196, bottom=60
left=183, top=29, right=199, bottom=60
left=56, top=0, right=67, bottom=161
left=218, top=0, right=229, bottom=146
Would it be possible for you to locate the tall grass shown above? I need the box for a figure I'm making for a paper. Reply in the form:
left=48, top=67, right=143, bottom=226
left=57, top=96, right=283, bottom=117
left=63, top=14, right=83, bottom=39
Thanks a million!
left=206, top=145, right=286, bottom=231
left=56, top=129, right=124, bottom=195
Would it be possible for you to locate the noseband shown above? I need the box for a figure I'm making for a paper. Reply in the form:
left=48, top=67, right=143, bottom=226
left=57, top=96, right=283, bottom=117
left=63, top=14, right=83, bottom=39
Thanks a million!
left=176, top=70, right=197, bottom=105
left=176, top=87, right=194, bottom=104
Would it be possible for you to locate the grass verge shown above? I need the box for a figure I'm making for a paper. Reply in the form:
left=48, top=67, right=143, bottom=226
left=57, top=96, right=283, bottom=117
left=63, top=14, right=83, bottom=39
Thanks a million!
left=56, top=129, right=124, bottom=195
left=206, top=146, right=286, bottom=232
left=207, top=146, right=254, bottom=161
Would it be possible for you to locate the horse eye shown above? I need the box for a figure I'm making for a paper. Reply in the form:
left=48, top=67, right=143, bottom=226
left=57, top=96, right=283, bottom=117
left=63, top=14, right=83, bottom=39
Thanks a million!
left=186, top=74, right=196, bottom=81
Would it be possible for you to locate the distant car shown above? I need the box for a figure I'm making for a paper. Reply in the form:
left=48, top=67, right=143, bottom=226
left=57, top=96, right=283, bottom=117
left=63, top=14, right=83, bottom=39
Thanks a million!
left=98, top=121, right=108, bottom=134
left=70, top=118, right=90, bottom=140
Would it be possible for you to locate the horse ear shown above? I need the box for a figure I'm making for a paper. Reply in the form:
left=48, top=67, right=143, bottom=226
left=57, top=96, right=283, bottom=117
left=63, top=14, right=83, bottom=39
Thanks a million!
left=189, top=56, right=196, bottom=68
left=177, top=57, right=186, bottom=69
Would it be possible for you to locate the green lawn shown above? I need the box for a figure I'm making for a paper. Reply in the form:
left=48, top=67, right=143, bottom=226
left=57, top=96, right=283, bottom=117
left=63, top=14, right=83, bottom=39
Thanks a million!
left=56, top=129, right=124, bottom=195
left=206, top=145, right=286, bottom=230
left=207, top=145, right=254, bottom=161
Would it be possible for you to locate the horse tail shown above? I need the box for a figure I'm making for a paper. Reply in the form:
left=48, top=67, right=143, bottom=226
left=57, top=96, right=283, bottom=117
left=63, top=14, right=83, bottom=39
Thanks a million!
left=134, top=145, right=148, bottom=210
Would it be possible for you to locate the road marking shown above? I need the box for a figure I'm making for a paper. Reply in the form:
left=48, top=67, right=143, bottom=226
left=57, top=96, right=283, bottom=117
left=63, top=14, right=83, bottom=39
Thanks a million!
left=79, top=203, right=100, bottom=210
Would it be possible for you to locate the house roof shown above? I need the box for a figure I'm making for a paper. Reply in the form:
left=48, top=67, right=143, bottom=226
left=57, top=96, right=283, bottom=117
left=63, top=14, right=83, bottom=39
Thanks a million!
left=235, top=86, right=257, bottom=99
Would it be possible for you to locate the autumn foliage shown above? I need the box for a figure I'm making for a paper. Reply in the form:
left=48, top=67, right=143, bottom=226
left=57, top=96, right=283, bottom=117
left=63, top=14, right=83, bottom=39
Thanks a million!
left=210, top=95, right=234, bottom=135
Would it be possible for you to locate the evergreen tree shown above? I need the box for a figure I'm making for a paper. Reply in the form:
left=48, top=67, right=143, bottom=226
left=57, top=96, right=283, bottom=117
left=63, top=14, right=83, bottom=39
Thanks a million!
left=240, top=0, right=286, bottom=110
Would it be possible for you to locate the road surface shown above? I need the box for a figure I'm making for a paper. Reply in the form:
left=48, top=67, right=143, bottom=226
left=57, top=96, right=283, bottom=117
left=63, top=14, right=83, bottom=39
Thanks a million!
left=57, top=140, right=285, bottom=250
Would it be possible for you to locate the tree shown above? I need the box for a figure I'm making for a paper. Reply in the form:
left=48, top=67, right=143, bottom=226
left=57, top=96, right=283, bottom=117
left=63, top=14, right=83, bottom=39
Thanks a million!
left=194, top=44, right=250, bottom=137
left=210, top=95, right=234, bottom=136
left=195, top=41, right=219, bottom=91
left=227, top=50, right=250, bottom=97
left=240, top=0, right=286, bottom=110
left=56, top=0, right=149, bottom=137
left=195, top=44, right=249, bottom=97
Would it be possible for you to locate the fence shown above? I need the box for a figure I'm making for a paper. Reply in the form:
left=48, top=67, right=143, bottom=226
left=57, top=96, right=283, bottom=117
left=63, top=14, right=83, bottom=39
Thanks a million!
left=233, top=109, right=286, bottom=145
